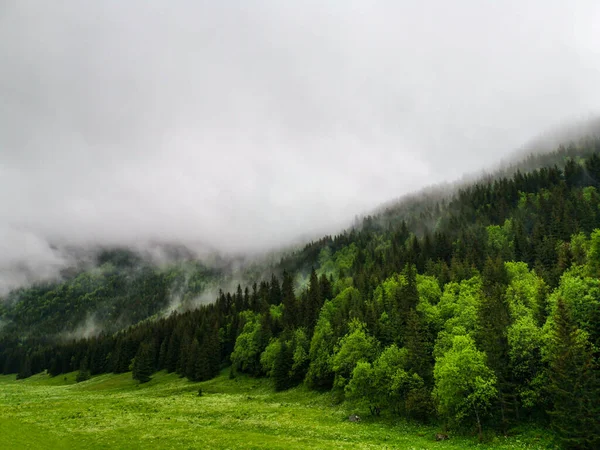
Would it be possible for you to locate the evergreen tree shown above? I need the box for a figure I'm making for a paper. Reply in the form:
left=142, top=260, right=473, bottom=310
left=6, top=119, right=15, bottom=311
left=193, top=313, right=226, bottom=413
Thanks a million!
left=186, top=338, right=202, bottom=381
left=158, top=338, right=168, bottom=370
left=281, top=271, right=297, bottom=329
left=547, top=298, right=600, bottom=449
left=16, top=354, right=32, bottom=380
left=405, top=310, right=432, bottom=386
left=305, top=268, right=322, bottom=331
left=76, top=356, right=91, bottom=382
left=273, top=340, right=293, bottom=391
left=165, top=331, right=180, bottom=373
left=132, top=343, right=153, bottom=384
left=269, top=274, right=282, bottom=305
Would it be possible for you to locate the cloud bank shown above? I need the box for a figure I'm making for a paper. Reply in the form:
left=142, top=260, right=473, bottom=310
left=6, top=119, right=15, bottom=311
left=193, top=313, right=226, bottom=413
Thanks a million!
left=1, top=1, right=599, bottom=290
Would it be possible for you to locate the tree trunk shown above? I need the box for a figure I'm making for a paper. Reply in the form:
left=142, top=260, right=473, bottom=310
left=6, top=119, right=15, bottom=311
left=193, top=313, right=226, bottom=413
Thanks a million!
left=474, top=406, right=483, bottom=442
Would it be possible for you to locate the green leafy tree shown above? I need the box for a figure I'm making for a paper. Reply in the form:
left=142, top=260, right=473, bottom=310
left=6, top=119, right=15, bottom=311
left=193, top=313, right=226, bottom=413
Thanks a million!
left=230, top=312, right=265, bottom=376
left=260, top=338, right=281, bottom=377
left=331, top=319, right=378, bottom=391
left=434, top=334, right=497, bottom=441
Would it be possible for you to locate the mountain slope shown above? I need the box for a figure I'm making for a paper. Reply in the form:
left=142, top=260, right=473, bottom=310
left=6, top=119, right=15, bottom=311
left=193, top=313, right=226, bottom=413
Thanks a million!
left=2, top=136, right=600, bottom=447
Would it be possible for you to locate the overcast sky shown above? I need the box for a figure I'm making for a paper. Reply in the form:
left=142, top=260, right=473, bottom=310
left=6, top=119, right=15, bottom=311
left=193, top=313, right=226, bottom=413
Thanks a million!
left=1, top=1, right=600, bottom=290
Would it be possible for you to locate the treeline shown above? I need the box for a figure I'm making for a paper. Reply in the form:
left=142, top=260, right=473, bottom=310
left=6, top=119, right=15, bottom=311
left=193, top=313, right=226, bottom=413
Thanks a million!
left=2, top=140, right=600, bottom=448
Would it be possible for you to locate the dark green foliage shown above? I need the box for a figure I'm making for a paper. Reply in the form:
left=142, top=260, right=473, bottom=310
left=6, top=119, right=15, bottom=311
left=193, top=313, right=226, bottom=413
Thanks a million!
left=132, top=343, right=154, bottom=384
left=16, top=355, right=32, bottom=380
left=76, top=357, right=91, bottom=383
left=547, top=299, right=600, bottom=449
left=273, top=340, right=294, bottom=391
left=281, top=271, right=297, bottom=329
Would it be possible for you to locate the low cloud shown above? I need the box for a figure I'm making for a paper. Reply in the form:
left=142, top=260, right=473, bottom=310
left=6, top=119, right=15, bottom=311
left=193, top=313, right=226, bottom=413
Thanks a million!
left=1, top=1, right=599, bottom=292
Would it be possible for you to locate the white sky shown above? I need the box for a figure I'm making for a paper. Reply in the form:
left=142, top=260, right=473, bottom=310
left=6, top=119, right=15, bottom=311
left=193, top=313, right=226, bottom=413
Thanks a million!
left=1, top=0, right=599, bottom=290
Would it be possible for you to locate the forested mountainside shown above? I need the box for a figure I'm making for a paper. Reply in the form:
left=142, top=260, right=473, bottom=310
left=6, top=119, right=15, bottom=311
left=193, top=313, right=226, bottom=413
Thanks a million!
left=3, top=138, right=600, bottom=448
left=0, top=248, right=225, bottom=339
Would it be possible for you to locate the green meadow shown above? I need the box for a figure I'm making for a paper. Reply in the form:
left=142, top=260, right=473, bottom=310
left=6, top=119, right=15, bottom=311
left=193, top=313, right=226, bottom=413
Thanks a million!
left=0, top=371, right=555, bottom=449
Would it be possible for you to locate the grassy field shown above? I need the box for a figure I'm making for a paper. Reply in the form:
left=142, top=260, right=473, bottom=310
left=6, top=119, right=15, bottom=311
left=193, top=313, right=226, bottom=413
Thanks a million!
left=0, top=370, right=556, bottom=449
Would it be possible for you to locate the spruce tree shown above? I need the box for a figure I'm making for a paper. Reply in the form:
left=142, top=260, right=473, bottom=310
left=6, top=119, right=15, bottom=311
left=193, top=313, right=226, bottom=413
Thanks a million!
left=158, top=338, right=168, bottom=370
left=273, top=341, right=293, bottom=391
left=166, top=332, right=181, bottom=373
left=16, top=354, right=32, bottom=380
left=186, top=338, right=202, bottom=381
left=547, top=298, right=600, bottom=449
left=76, top=356, right=91, bottom=383
left=281, top=271, right=297, bottom=329
left=132, top=343, right=153, bottom=384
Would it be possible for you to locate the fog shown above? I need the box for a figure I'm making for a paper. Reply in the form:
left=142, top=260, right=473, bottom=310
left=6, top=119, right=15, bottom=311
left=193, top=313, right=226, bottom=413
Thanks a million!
left=1, top=1, right=599, bottom=292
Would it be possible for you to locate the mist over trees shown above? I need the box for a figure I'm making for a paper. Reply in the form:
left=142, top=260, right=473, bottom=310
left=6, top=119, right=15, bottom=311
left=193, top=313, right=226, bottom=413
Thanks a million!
left=2, top=139, right=600, bottom=447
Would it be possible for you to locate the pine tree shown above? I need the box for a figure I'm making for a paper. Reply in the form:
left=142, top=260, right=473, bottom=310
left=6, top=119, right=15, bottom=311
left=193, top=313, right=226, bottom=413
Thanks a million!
left=547, top=299, right=600, bottom=449
left=186, top=338, right=202, bottom=381
left=158, top=337, right=168, bottom=370
left=16, top=354, right=32, bottom=380
left=405, top=310, right=432, bottom=385
left=269, top=274, right=281, bottom=305
left=273, top=341, right=293, bottom=391
left=281, top=271, right=297, bottom=329
left=476, top=257, right=513, bottom=428
left=177, top=332, right=192, bottom=375
left=305, top=268, right=322, bottom=331
left=207, top=324, right=221, bottom=378
left=76, top=356, right=91, bottom=383
left=132, top=343, right=153, bottom=384
left=165, top=332, right=180, bottom=373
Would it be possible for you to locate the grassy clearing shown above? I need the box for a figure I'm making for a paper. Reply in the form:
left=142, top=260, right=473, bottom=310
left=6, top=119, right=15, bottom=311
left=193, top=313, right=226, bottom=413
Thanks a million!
left=0, top=370, right=555, bottom=449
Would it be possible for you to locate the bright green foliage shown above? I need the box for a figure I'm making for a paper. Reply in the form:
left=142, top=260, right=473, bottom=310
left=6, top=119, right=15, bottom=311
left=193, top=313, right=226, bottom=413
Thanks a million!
left=434, top=277, right=481, bottom=357
left=333, top=244, right=359, bottom=274
left=290, top=328, right=310, bottom=382
left=570, top=232, right=590, bottom=266
left=305, top=302, right=336, bottom=389
left=547, top=266, right=600, bottom=347
left=231, top=311, right=265, bottom=376
left=344, top=361, right=377, bottom=412
left=330, top=319, right=379, bottom=390
left=504, top=262, right=547, bottom=409
left=507, top=315, right=544, bottom=409
left=486, top=220, right=514, bottom=260
left=260, top=338, right=281, bottom=377
left=416, top=275, right=442, bottom=331
left=505, top=261, right=547, bottom=325
left=434, top=335, right=497, bottom=438
left=586, top=228, right=600, bottom=276
left=345, top=342, right=431, bottom=419
left=345, top=344, right=407, bottom=415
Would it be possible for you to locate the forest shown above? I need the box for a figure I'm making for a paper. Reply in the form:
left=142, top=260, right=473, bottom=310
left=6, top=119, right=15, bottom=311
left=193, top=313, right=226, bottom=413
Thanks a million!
left=2, top=138, right=600, bottom=448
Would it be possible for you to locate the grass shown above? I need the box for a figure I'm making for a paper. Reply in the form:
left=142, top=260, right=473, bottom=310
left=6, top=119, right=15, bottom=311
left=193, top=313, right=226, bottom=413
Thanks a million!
left=0, top=370, right=557, bottom=449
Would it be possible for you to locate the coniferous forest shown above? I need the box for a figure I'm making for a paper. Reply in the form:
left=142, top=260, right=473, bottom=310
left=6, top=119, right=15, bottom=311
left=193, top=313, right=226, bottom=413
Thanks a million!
left=2, top=139, right=600, bottom=448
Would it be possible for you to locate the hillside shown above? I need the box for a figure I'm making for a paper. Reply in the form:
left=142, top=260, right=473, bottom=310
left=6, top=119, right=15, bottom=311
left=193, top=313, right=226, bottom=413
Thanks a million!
left=2, top=137, right=600, bottom=448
